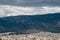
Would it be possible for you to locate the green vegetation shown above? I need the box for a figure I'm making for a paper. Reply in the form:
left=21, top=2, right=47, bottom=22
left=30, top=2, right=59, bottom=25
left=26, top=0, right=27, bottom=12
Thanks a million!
left=0, top=13, right=60, bottom=33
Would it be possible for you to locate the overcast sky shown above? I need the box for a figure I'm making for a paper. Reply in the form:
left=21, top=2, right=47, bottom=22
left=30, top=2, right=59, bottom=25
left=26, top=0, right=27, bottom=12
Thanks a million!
left=0, top=0, right=60, bottom=17
left=0, top=0, right=60, bottom=7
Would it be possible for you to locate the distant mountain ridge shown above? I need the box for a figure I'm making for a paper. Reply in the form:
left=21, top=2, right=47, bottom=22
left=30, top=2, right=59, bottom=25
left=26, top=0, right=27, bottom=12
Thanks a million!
left=0, top=13, right=60, bottom=33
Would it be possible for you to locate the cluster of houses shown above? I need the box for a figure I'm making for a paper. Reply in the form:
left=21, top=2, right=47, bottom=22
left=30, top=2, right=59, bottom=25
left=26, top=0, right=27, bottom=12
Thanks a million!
left=0, top=32, right=60, bottom=40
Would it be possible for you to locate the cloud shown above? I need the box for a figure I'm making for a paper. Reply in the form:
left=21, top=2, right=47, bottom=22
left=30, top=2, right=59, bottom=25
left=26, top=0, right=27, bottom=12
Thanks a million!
left=0, top=0, right=60, bottom=7
left=0, top=0, right=60, bottom=17
left=0, top=5, right=60, bottom=17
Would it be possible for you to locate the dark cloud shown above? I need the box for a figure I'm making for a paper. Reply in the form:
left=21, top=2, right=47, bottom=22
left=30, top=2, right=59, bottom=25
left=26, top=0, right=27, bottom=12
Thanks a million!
left=0, top=0, right=60, bottom=7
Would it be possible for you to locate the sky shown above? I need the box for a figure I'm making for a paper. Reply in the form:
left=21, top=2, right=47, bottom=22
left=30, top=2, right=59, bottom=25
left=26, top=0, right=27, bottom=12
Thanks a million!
left=0, top=0, right=60, bottom=17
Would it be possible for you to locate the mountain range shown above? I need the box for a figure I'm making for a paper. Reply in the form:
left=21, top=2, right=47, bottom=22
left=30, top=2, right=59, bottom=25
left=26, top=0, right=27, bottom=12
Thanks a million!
left=0, top=13, right=60, bottom=33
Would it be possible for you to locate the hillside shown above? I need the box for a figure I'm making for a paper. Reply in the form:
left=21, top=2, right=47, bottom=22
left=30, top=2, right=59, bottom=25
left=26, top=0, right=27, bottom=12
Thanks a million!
left=0, top=13, right=60, bottom=33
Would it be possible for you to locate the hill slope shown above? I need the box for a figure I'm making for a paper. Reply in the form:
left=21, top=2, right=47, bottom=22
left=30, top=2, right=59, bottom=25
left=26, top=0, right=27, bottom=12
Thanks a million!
left=0, top=13, right=60, bottom=33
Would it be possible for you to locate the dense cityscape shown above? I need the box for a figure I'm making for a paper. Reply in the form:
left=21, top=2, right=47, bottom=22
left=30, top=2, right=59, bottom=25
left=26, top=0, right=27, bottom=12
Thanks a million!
left=0, top=32, right=60, bottom=40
